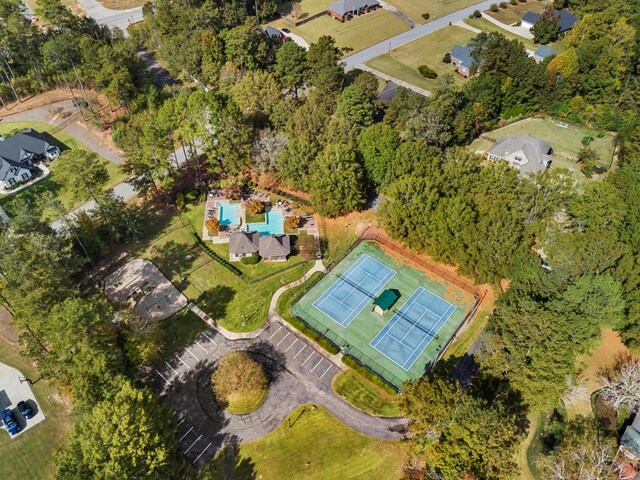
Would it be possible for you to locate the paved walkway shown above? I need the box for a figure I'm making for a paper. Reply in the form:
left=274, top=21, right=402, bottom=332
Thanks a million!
left=154, top=262, right=407, bottom=468
left=481, top=12, right=533, bottom=39
left=356, top=64, right=431, bottom=97
left=379, top=0, right=418, bottom=28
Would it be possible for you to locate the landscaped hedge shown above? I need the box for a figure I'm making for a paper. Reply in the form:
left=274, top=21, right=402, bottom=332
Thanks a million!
left=241, top=255, right=260, bottom=265
left=288, top=315, right=340, bottom=355
left=343, top=356, right=398, bottom=395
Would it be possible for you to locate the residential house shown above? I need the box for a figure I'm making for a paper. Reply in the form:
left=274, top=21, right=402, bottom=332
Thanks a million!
left=378, top=81, right=400, bottom=103
left=259, top=234, right=291, bottom=262
left=521, top=9, right=577, bottom=33
left=264, top=26, right=285, bottom=43
left=532, top=45, right=557, bottom=63
left=228, top=231, right=260, bottom=262
left=487, top=134, right=552, bottom=174
left=620, top=413, right=640, bottom=461
left=0, top=128, right=60, bottom=190
left=450, top=44, right=476, bottom=78
left=327, top=0, right=380, bottom=22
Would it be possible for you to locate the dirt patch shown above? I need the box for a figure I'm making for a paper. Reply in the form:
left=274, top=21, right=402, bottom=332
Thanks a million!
left=0, top=89, right=82, bottom=118
left=0, top=306, right=18, bottom=345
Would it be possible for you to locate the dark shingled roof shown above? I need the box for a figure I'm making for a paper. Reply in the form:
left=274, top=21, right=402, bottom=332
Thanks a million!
left=229, top=231, right=259, bottom=255
left=328, top=0, right=379, bottom=16
left=378, top=81, right=399, bottom=102
left=522, top=9, right=577, bottom=33
left=264, top=26, right=282, bottom=38
left=259, top=234, right=290, bottom=258
left=622, top=414, right=640, bottom=458
left=534, top=45, right=557, bottom=60
left=0, top=129, right=58, bottom=167
left=450, top=44, right=474, bottom=69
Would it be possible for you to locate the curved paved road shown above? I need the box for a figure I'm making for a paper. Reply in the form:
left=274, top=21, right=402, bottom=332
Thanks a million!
left=76, top=0, right=143, bottom=32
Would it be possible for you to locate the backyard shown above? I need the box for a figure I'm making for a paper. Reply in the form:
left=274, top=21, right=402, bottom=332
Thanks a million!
left=198, top=405, right=405, bottom=480
left=0, top=121, right=127, bottom=220
left=385, top=0, right=488, bottom=24
left=365, top=25, right=476, bottom=91
left=269, top=9, right=410, bottom=55
left=485, top=0, right=544, bottom=26
left=277, top=0, right=333, bottom=22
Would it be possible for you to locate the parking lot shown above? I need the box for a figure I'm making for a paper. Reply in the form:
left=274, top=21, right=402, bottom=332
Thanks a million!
left=0, top=362, right=45, bottom=438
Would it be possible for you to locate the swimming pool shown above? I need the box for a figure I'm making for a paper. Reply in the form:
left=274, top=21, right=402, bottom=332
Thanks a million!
left=247, top=209, right=285, bottom=235
left=218, top=201, right=241, bottom=226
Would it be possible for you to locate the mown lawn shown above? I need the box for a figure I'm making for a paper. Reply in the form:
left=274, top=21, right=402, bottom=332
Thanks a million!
left=198, top=406, right=405, bottom=480
left=277, top=0, right=334, bottom=20
left=365, top=25, right=475, bottom=91
left=464, top=17, right=568, bottom=52
left=0, top=340, right=72, bottom=480
left=485, top=1, right=544, bottom=26
left=269, top=9, right=409, bottom=55
left=333, top=370, right=402, bottom=417
left=385, top=0, right=487, bottom=24
left=0, top=121, right=127, bottom=220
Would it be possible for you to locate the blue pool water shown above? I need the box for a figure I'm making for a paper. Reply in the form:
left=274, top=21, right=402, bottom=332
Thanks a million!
left=247, top=209, right=285, bottom=235
left=218, top=201, right=241, bottom=226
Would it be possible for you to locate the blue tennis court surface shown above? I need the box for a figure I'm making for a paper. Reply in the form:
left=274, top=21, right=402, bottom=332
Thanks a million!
left=371, top=287, right=456, bottom=370
left=313, top=254, right=396, bottom=327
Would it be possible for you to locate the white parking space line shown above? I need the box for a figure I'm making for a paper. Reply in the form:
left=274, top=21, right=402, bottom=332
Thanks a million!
left=202, top=333, right=217, bottom=345
left=275, top=332, right=290, bottom=347
left=185, top=434, right=202, bottom=454
left=302, top=352, right=314, bottom=366
left=285, top=338, right=298, bottom=353
left=195, top=341, right=208, bottom=353
left=179, top=426, right=194, bottom=441
left=293, top=345, right=306, bottom=360
left=310, top=358, right=323, bottom=372
left=319, top=365, right=333, bottom=380
left=194, top=442, right=213, bottom=464
left=176, top=355, right=191, bottom=370
left=268, top=325, right=283, bottom=341
left=155, top=370, right=171, bottom=385
left=165, top=362, right=180, bottom=376
left=185, top=348, right=200, bottom=361
left=177, top=418, right=186, bottom=427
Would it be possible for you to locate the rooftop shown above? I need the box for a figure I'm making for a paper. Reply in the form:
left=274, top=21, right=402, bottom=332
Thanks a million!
left=373, top=289, right=400, bottom=312
left=328, top=0, right=379, bottom=16
left=488, top=134, right=552, bottom=174
left=259, top=234, right=291, bottom=257
left=229, top=231, right=260, bottom=255
left=450, top=44, right=474, bottom=69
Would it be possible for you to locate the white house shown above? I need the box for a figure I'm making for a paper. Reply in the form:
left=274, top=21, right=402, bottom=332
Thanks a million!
left=0, top=129, right=60, bottom=190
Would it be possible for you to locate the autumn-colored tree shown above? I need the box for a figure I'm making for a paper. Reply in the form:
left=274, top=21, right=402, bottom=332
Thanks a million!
left=205, top=218, right=220, bottom=234
left=211, top=351, right=268, bottom=402
left=245, top=199, right=265, bottom=215
left=284, top=215, right=300, bottom=229
left=296, top=234, right=319, bottom=260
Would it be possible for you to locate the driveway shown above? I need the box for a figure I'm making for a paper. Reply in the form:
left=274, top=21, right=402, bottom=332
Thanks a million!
left=342, top=0, right=497, bottom=70
left=0, top=362, right=45, bottom=438
left=75, top=0, right=143, bottom=32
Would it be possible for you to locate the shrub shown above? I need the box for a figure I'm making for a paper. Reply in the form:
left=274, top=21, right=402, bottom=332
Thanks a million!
left=343, top=356, right=397, bottom=395
left=489, top=3, right=499, bottom=11
left=284, top=215, right=300, bottom=229
left=578, top=146, right=600, bottom=178
left=205, top=217, right=220, bottom=234
left=422, top=12, right=430, bottom=20
left=581, top=135, right=594, bottom=146
left=417, top=65, right=438, bottom=79
left=184, top=188, right=200, bottom=203
left=499, top=2, right=507, bottom=8
left=211, top=351, right=268, bottom=401
left=442, top=52, right=451, bottom=63
left=241, top=255, right=260, bottom=265
left=515, top=20, right=521, bottom=26
left=297, top=234, right=319, bottom=260
left=245, top=199, right=265, bottom=215
left=473, top=9, right=482, bottom=17
left=175, top=193, right=185, bottom=211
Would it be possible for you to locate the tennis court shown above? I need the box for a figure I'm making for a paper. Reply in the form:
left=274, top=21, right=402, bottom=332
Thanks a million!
left=371, top=287, right=456, bottom=370
left=313, top=254, right=396, bottom=327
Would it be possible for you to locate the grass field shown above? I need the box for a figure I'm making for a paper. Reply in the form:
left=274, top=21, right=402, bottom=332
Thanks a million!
left=269, top=9, right=409, bottom=55
left=199, top=405, right=405, bottom=480
left=294, top=241, right=476, bottom=389
left=485, top=1, right=544, bottom=25
left=464, top=17, right=568, bottom=52
left=385, top=0, right=487, bottom=24
left=0, top=121, right=127, bottom=220
left=277, top=0, right=333, bottom=20
left=333, top=370, right=402, bottom=416
left=0, top=340, right=72, bottom=480
left=366, top=26, right=474, bottom=91
left=95, top=0, right=145, bottom=9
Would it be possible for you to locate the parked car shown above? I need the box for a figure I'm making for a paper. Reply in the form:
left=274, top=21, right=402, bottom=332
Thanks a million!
left=1, top=409, right=21, bottom=435
left=17, top=401, right=34, bottom=419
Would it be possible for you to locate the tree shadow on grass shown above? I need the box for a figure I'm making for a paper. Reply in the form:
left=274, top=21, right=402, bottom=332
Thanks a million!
left=196, top=285, right=236, bottom=322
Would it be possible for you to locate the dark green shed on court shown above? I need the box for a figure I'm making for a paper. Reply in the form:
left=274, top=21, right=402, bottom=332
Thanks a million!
left=373, top=289, right=400, bottom=315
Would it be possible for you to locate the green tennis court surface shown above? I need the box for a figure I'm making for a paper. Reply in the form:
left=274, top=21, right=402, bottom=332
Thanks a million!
left=293, top=241, right=476, bottom=389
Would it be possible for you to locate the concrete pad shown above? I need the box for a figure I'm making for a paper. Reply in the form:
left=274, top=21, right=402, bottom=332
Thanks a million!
left=104, top=258, right=188, bottom=322
left=0, top=362, right=45, bottom=438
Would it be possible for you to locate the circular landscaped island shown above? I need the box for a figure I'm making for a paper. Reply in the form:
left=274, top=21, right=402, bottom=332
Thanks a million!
left=211, top=351, right=269, bottom=414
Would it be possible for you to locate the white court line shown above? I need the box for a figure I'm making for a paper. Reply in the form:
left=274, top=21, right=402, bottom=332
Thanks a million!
left=185, top=434, right=202, bottom=454
left=179, top=426, right=194, bottom=441
left=194, top=442, right=213, bottom=464
left=310, top=358, right=323, bottom=372
left=195, top=341, right=208, bottom=353
left=165, top=362, right=180, bottom=376
left=176, top=355, right=191, bottom=370
left=155, top=370, right=171, bottom=385
left=185, top=348, right=200, bottom=361
left=319, top=365, right=333, bottom=380
left=275, top=332, right=290, bottom=347
left=202, top=333, right=217, bottom=345
left=268, top=325, right=283, bottom=341
left=285, top=338, right=298, bottom=352
left=302, top=352, right=314, bottom=366
left=293, top=345, right=306, bottom=359
left=177, top=418, right=186, bottom=427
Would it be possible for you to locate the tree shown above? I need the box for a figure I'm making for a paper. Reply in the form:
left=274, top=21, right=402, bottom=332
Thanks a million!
left=532, top=6, right=560, bottom=44
left=274, top=40, right=307, bottom=96
left=55, top=381, right=179, bottom=480
left=230, top=70, right=280, bottom=124
left=55, top=149, right=110, bottom=203
left=306, top=35, right=344, bottom=94
left=252, top=128, right=287, bottom=174
left=205, top=218, right=220, bottom=234
left=296, top=234, right=319, bottom=260
left=309, top=143, right=365, bottom=217
left=353, top=71, right=379, bottom=99
left=336, top=85, right=374, bottom=126
left=211, top=351, right=268, bottom=402
left=357, top=123, right=400, bottom=188
left=599, top=353, right=640, bottom=413
left=284, top=215, right=300, bottom=229
left=578, top=146, right=600, bottom=178
left=245, top=199, right=265, bottom=215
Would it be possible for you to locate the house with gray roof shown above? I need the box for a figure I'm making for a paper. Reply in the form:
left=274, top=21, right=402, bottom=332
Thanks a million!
left=487, top=134, right=552, bottom=175
left=521, top=9, right=577, bottom=34
left=450, top=44, right=476, bottom=78
left=327, top=0, right=380, bottom=22
left=228, top=231, right=260, bottom=262
left=259, top=234, right=291, bottom=262
left=620, top=413, right=640, bottom=461
left=0, top=128, right=60, bottom=190
left=533, top=45, right=557, bottom=63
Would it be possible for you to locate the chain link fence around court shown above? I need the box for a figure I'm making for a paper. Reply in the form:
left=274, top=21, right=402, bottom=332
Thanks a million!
left=290, top=229, right=483, bottom=391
